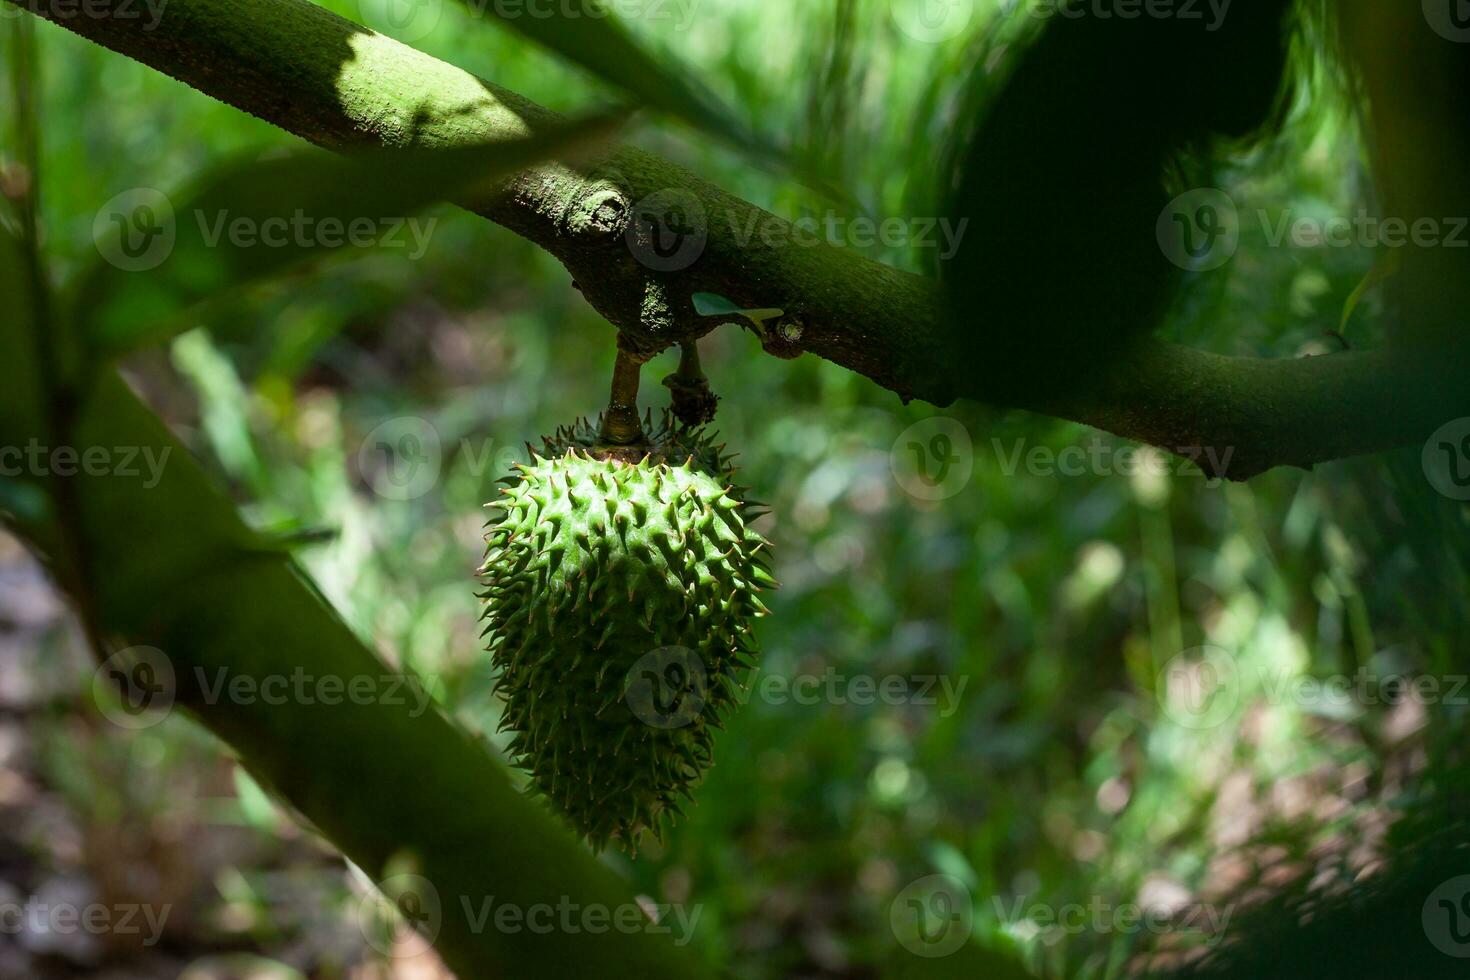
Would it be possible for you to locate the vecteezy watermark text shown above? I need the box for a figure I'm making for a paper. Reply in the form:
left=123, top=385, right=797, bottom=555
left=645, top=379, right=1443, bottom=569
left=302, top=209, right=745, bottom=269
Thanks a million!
left=622, top=647, right=971, bottom=729
left=193, top=666, right=440, bottom=718
left=0, top=440, right=171, bottom=488
left=622, top=187, right=970, bottom=273
left=359, top=874, right=702, bottom=958
left=1159, top=189, right=1470, bottom=271
left=992, top=436, right=1234, bottom=482
left=93, top=646, right=442, bottom=731
left=0, top=897, right=171, bottom=947
left=725, top=210, right=969, bottom=260
left=992, top=895, right=1234, bottom=943
left=93, top=188, right=440, bottom=273
left=1158, top=645, right=1470, bottom=730
left=1016, top=0, right=1233, bottom=30
left=194, top=209, right=436, bottom=259
left=0, top=0, right=169, bottom=31
left=359, top=0, right=700, bottom=44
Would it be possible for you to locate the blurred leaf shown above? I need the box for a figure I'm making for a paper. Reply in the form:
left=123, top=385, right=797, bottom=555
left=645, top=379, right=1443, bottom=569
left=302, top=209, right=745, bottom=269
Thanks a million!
left=232, top=764, right=281, bottom=831
left=0, top=476, right=50, bottom=527
left=73, top=112, right=625, bottom=359
left=179, top=954, right=307, bottom=980
left=1339, top=249, right=1400, bottom=335
left=450, top=0, right=765, bottom=155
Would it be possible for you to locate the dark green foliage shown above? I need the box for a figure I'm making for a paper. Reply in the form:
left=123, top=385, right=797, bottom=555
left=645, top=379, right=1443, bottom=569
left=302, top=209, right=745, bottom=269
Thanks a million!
left=480, top=412, right=774, bottom=851
left=946, top=1, right=1296, bottom=401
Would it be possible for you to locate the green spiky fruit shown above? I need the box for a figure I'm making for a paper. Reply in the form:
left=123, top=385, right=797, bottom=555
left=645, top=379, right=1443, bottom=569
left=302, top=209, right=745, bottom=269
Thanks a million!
left=479, top=412, right=774, bottom=851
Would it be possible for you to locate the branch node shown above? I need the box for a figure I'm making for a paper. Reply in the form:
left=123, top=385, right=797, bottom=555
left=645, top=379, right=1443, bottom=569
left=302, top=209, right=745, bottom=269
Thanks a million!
left=564, top=179, right=629, bottom=240
left=759, top=314, right=805, bottom=360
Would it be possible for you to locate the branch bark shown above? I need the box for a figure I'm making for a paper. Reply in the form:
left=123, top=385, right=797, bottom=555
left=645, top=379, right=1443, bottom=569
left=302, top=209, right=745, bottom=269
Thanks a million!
left=9, top=0, right=1468, bottom=477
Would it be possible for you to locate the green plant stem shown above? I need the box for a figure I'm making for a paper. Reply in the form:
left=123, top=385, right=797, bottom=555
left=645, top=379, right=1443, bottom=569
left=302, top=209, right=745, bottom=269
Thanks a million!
left=599, top=347, right=645, bottom=445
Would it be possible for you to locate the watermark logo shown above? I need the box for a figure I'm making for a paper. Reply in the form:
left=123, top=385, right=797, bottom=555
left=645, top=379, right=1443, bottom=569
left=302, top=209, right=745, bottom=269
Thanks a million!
left=360, top=873, right=443, bottom=957
left=360, top=0, right=443, bottom=41
left=94, top=188, right=176, bottom=272
left=891, top=416, right=974, bottom=501
left=1158, top=188, right=1239, bottom=272
left=358, top=416, right=444, bottom=501
left=891, top=0, right=974, bottom=43
left=1424, top=876, right=1470, bottom=957
left=1157, top=646, right=1239, bottom=730
left=625, top=646, right=707, bottom=729
left=626, top=189, right=707, bottom=272
left=1424, top=0, right=1470, bottom=42
left=92, top=646, right=176, bottom=731
left=891, top=874, right=973, bottom=957
left=1423, top=417, right=1470, bottom=501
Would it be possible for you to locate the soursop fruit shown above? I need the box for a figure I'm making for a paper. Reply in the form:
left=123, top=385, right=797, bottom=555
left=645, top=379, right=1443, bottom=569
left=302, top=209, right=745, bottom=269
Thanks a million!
left=479, top=412, right=774, bottom=851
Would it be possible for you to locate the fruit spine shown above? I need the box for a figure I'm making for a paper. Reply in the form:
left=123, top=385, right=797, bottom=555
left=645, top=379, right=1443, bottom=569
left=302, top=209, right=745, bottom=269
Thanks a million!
left=479, top=412, right=773, bottom=851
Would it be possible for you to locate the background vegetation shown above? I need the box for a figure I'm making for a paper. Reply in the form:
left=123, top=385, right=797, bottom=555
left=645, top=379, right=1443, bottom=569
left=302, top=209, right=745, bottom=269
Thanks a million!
left=1, top=1, right=1467, bottom=977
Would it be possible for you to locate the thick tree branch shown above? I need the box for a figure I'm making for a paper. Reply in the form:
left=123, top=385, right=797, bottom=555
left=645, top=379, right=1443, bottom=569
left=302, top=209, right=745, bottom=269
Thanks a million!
left=9, top=0, right=1468, bottom=478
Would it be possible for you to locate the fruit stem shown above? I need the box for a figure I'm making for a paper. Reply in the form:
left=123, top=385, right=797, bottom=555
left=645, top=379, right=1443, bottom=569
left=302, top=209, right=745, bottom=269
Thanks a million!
left=599, top=347, right=646, bottom=445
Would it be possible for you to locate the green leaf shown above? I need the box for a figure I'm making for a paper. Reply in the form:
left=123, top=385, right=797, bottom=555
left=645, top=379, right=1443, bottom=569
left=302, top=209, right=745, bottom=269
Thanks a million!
left=1339, top=249, right=1401, bottom=335
left=232, top=764, right=282, bottom=831
left=691, top=292, right=745, bottom=316
left=73, top=113, right=624, bottom=360
left=691, top=291, right=783, bottom=332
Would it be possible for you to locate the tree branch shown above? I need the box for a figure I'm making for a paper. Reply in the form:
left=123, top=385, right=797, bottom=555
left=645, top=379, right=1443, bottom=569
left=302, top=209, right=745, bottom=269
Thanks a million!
left=9, top=0, right=1468, bottom=478
left=0, top=320, right=709, bottom=977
